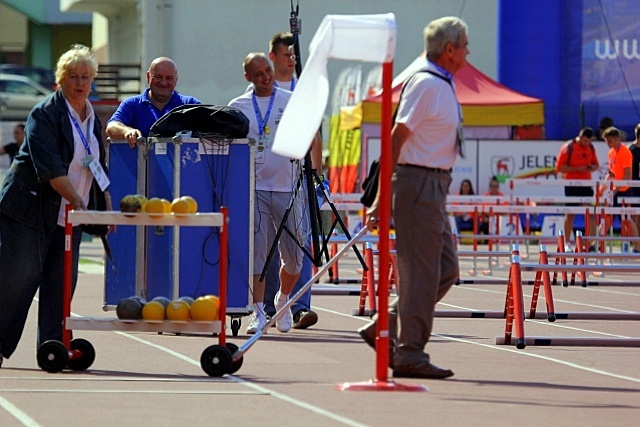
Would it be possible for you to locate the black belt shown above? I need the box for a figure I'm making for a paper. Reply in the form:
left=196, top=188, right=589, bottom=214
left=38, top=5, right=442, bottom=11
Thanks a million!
left=399, top=164, right=451, bottom=174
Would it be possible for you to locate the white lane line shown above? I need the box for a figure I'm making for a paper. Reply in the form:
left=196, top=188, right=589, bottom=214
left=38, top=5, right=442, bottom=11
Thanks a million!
left=0, top=376, right=228, bottom=382
left=0, top=395, right=42, bottom=427
left=317, top=307, right=640, bottom=384
left=438, top=300, right=637, bottom=320
left=453, top=285, right=640, bottom=313
left=2, top=320, right=362, bottom=426
left=115, top=331, right=367, bottom=427
left=524, top=319, right=632, bottom=338
left=229, top=377, right=368, bottom=427
left=433, top=333, right=640, bottom=384
left=581, top=287, right=640, bottom=297
left=0, top=389, right=265, bottom=395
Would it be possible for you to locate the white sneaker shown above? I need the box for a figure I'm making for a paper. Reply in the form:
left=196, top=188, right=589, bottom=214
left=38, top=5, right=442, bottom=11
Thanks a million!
left=246, top=312, right=267, bottom=335
left=275, top=291, right=292, bottom=333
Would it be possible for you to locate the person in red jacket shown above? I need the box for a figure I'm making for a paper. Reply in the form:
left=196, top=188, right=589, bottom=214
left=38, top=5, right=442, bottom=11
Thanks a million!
left=556, top=127, right=599, bottom=243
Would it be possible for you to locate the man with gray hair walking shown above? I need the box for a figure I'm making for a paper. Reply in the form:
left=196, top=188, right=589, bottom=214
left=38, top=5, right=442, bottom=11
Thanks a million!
left=358, top=16, right=469, bottom=379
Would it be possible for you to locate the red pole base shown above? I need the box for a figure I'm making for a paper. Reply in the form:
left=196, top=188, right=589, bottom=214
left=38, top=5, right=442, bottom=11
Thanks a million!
left=336, top=379, right=429, bottom=392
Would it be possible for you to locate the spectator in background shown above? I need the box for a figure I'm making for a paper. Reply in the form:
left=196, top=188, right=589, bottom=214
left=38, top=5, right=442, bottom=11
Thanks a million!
left=599, top=116, right=627, bottom=141
left=599, top=117, right=614, bottom=140
left=0, top=124, right=25, bottom=163
left=627, top=123, right=640, bottom=237
left=453, top=179, right=475, bottom=232
left=480, top=176, right=504, bottom=234
left=602, top=126, right=640, bottom=251
left=106, top=57, right=200, bottom=147
left=484, top=176, right=503, bottom=198
left=555, top=127, right=599, bottom=245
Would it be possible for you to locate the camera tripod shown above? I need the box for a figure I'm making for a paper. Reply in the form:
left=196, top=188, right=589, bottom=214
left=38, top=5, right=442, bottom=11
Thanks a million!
left=259, top=0, right=367, bottom=282
left=259, top=151, right=367, bottom=282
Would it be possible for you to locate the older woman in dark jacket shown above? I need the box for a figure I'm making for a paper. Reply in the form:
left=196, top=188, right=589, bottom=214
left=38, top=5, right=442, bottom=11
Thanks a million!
left=0, top=45, right=111, bottom=368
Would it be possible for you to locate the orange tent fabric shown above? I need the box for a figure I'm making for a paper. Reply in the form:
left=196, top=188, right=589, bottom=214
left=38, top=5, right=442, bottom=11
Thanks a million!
left=361, top=55, right=544, bottom=127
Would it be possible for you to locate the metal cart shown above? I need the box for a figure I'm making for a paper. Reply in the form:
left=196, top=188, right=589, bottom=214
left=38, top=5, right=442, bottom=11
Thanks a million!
left=35, top=206, right=244, bottom=377
left=105, top=136, right=254, bottom=335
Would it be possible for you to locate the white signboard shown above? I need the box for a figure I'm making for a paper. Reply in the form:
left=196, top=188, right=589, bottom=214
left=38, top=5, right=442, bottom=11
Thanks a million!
left=362, top=138, right=611, bottom=199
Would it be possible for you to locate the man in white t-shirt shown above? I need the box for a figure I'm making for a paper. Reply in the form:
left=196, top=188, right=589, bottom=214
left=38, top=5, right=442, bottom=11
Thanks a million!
left=228, top=52, right=320, bottom=335
left=260, top=32, right=322, bottom=330
left=359, top=17, right=469, bottom=379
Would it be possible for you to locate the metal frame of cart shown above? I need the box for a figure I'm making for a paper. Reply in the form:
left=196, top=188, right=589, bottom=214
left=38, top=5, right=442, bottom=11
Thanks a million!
left=105, top=136, right=255, bottom=335
left=35, top=206, right=244, bottom=377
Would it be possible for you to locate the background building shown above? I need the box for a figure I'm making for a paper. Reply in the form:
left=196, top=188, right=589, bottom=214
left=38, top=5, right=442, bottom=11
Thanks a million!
left=0, top=0, right=92, bottom=68
left=59, top=0, right=499, bottom=109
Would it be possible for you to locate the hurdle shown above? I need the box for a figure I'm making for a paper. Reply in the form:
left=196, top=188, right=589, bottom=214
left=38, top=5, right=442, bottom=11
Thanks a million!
left=325, top=232, right=390, bottom=284
left=495, top=245, right=640, bottom=347
left=352, top=241, right=399, bottom=316
left=540, top=237, right=640, bottom=287
left=436, top=310, right=640, bottom=320
left=496, top=337, right=640, bottom=347
left=501, top=248, right=526, bottom=349
left=438, top=244, right=640, bottom=320
left=547, top=251, right=640, bottom=286
left=318, top=193, right=366, bottom=284
left=454, top=232, right=567, bottom=277
left=455, top=248, right=513, bottom=278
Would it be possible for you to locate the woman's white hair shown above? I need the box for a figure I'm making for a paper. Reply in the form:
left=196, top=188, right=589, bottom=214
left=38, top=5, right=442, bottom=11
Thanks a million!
left=55, top=44, right=98, bottom=85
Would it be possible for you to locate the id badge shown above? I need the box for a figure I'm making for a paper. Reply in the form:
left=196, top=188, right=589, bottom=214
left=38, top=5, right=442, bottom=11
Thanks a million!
left=81, top=155, right=93, bottom=169
left=256, top=135, right=269, bottom=164
left=88, top=158, right=111, bottom=191
left=456, top=124, right=466, bottom=159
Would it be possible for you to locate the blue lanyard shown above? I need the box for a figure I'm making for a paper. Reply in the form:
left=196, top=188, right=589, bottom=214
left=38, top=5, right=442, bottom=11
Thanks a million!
left=428, top=60, right=463, bottom=123
left=147, top=102, right=161, bottom=122
left=430, top=61, right=453, bottom=81
left=274, top=77, right=295, bottom=91
left=68, top=113, right=92, bottom=156
left=252, top=90, right=276, bottom=136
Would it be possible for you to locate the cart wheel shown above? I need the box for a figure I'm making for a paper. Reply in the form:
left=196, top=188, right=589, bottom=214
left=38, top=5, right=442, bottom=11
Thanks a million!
left=67, top=338, right=96, bottom=371
left=231, top=318, right=241, bottom=337
left=225, top=342, right=243, bottom=374
left=200, top=345, right=232, bottom=377
left=37, top=340, right=69, bottom=373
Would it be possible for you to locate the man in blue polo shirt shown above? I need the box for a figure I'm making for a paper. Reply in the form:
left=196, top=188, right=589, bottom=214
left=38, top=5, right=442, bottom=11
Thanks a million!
left=106, top=57, right=200, bottom=146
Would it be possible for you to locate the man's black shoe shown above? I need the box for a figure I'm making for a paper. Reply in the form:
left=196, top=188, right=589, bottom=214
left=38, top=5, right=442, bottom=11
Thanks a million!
left=393, top=362, right=454, bottom=379
left=357, top=321, right=394, bottom=369
left=357, top=322, right=376, bottom=349
left=292, top=310, right=318, bottom=329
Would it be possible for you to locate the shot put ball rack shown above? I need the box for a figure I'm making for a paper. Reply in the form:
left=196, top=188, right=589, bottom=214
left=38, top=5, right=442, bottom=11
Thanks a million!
left=36, top=206, right=243, bottom=377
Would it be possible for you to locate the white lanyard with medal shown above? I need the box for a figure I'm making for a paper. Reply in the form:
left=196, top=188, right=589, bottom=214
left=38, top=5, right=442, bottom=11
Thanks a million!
left=69, top=113, right=110, bottom=191
left=252, top=90, right=276, bottom=164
